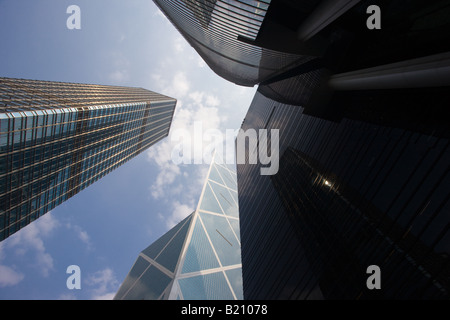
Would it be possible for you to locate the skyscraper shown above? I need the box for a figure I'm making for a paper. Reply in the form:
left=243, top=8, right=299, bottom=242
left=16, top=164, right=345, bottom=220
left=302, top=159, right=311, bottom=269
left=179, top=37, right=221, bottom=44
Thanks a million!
left=236, top=91, right=450, bottom=299
left=153, top=0, right=450, bottom=111
left=0, top=77, right=176, bottom=241
left=145, top=0, right=450, bottom=300
left=114, top=153, right=242, bottom=300
left=152, top=0, right=318, bottom=86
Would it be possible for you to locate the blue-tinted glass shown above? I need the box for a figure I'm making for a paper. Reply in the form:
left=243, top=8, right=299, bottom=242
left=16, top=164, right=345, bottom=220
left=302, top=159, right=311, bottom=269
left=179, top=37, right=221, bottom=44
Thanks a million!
left=209, top=181, right=238, bottom=217
left=225, top=161, right=237, bottom=173
left=218, top=165, right=237, bottom=189
left=178, top=272, right=234, bottom=300
left=229, top=189, right=239, bottom=206
left=228, top=218, right=241, bottom=242
left=199, top=183, right=224, bottom=214
left=115, top=256, right=150, bottom=299
left=215, top=164, right=237, bottom=189
left=142, top=214, right=192, bottom=259
left=155, top=216, right=192, bottom=273
left=199, top=212, right=241, bottom=267
left=122, top=265, right=172, bottom=300
left=208, top=164, right=226, bottom=186
left=225, top=268, right=244, bottom=300
left=181, top=218, right=220, bottom=274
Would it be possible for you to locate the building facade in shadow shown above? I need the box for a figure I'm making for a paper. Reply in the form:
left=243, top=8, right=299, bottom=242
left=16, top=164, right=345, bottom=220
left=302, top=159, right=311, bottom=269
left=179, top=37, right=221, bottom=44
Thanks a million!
left=153, top=0, right=450, bottom=299
left=236, top=92, right=449, bottom=299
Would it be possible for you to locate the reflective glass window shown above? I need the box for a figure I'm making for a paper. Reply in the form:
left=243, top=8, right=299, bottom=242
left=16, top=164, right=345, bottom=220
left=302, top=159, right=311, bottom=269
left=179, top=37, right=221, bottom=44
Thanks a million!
left=209, top=181, right=238, bottom=217
left=178, top=272, right=234, bottom=300
left=199, top=212, right=241, bottom=266
left=181, top=218, right=220, bottom=274
left=199, top=183, right=224, bottom=214
left=122, top=265, right=172, bottom=300
left=225, top=268, right=243, bottom=300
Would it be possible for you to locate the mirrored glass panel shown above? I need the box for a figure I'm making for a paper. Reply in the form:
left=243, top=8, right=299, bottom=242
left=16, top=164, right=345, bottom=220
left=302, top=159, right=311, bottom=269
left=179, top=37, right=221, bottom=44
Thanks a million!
left=199, top=212, right=241, bottom=267
left=199, top=182, right=224, bottom=214
left=178, top=272, right=234, bottom=300
left=123, top=265, right=172, bottom=300
left=181, top=218, right=221, bottom=274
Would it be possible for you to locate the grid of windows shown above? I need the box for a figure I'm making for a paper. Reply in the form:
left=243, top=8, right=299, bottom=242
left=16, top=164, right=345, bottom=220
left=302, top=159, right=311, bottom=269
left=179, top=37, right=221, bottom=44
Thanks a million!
left=114, top=152, right=243, bottom=300
left=152, top=0, right=314, bottom=86
left=273, top=147, right=450, bottom=299
left=237, top=91, right=450, bottom=299
left=0, top=77, right=169, bottom=111
left=0, top=77, right=176, bottom=241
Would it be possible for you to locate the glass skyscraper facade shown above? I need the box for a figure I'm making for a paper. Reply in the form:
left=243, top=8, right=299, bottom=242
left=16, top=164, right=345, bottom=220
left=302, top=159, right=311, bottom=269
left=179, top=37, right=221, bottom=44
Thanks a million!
left=114, top=153, right=242, bottom=300
left=0, top=77, right=176, bottom=241
left=152, top=0, right=316, bottom=86
left=256, top=0, right=450, bottom=109
left=236, top=91, right=450, bottom=299
left=153, top=0, right=450, bottom=110
left=205, top=0, right=450, bottom=300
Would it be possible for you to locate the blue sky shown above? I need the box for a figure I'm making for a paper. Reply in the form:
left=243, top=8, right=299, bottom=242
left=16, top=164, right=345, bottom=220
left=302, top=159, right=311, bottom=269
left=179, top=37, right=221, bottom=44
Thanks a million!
left=0, top=0, right=256, bottom=299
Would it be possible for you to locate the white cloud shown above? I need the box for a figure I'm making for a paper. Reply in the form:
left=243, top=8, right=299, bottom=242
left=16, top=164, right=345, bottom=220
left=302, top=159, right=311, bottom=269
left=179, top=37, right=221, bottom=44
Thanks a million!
left=109, top=70, right=129, bottom=83
left=166, top=201, right=193, bottom=229
left=145, top=57, right=229, bottom=227
left=150, top=162, right=181, bottom=199
left=93, top=292, right=116, bottom=300
left=107, top=52, right=131, bottom=84
left=205, top=94, right=220, bottom=107
left=58, top=293, right=77, bottom=300
left=174, top=36, right=186, bottom=53
left=154, top=8, right=171, bottom=24
left=77, top=229, right=90, bottom=246
left=188, top=91, right=204, bottom=105
left=170, top=72, right=191, bottom=99
left=146, top=89, right=222, bottom=207
left=150, top=71, right=191, bottom=102
left=0, top=265, right=24, bottom=287
left=86, top=268, right=119, bottom=300
left=194, top=163, right=210, bottom=191
left=65, top=224, right=93, bottom=251
left=197, top=56, right=207, bottom=68
left=142, top=35, right=255, bottom=234
left=159, top=163, right=210, bottom=229
left=5, top=212, right=58, bottom=277
left=188, top=91, right=220, bottom=108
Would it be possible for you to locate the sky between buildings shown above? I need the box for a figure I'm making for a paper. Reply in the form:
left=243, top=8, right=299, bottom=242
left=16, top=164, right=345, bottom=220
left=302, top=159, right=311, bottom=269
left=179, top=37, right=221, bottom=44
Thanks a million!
left=0, top=0, right=256, bottom=299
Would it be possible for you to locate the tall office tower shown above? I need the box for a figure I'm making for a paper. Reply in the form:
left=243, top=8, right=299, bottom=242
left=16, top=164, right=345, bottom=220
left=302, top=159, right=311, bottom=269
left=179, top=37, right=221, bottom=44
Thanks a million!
left=236, top=91, right=450, bottom=299
left=228, top=1, right=450, bottom=299
left=114, top=153, right=242, bottom=300
left=255, top=0, right=450, bottom=111
left=151, top=0, right=320, bottom=86
left=153, top=0, right=450, bottom=113
left=0, top=77, right=176, bottom=241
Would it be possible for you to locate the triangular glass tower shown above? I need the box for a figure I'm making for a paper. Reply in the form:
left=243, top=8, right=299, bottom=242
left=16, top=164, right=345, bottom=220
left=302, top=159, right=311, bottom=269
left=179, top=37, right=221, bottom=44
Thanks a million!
left=114, top=152, right=242, bottom=300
